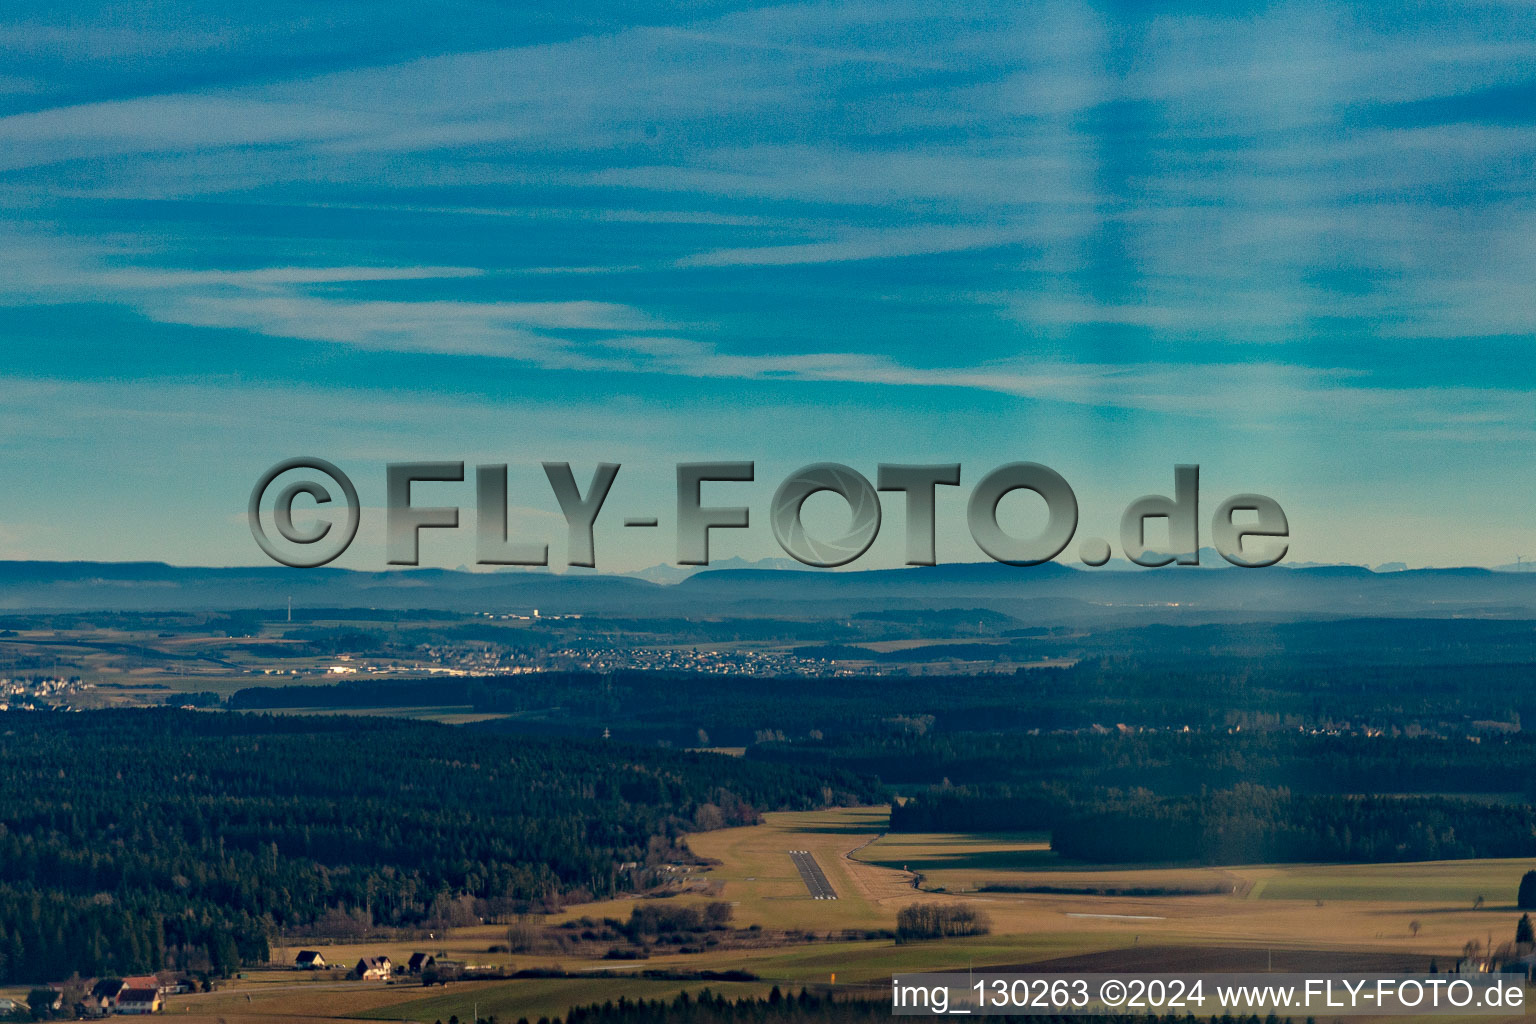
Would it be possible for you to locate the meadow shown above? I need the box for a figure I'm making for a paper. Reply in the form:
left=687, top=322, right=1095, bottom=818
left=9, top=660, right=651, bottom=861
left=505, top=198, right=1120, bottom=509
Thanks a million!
left=85, top=805, right=1528, bottom=1024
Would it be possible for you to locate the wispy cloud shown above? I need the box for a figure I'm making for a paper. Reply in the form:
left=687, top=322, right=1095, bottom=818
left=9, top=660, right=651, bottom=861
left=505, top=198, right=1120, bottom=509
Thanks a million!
left=674, top=223, right=1047, bottom=267
left=1, top=0, right=1535, bottom=567
left=96, top=266, right=486, bottom=288
left=0, top=213, right=1531, bottom=437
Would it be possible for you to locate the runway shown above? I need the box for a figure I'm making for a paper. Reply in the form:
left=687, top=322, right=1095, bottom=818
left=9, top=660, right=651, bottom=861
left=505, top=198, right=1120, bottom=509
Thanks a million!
left=788, top=848, right=838, bottom=899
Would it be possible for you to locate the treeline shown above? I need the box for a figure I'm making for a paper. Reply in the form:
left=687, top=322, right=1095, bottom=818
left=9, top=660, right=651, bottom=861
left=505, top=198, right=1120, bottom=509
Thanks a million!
left=230, top=677, right=481, bottom=709
left=548, top=902, right=736, bottom=952
left=554, top=989, right=889, bottom=1024
left=811, top=725, right=1536, bottom=836
left=539, top=988, right=1297, bottom=1024
left=895, top=784, right=1536, bottom=864
left=0, top=710, right=872, bottom=983
left=793, top=640, right=1048, bottom=663
left=1049, top=785, right=1536, bottom=865
left=889, top=784, right=1065, bottom=833
left=791, top=729, right=1536, bottom=802
left=624, top=902, right=734, bottom=940
left=233, top=670, right=1066, bottom=746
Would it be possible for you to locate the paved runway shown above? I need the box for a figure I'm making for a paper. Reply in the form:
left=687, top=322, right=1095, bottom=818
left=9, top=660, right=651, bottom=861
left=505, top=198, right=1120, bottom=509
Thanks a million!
left=788, top=849, right=838, bottom=899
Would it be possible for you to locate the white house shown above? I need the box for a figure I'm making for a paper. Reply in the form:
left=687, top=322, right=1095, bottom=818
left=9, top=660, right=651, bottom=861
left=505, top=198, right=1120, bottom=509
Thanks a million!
left=115, top=988, right=163, bottom=1014
left=355, top=956, right=392, bottom=981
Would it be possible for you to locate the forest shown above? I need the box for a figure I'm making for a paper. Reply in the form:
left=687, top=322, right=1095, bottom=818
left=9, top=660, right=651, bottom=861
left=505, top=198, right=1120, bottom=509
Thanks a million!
left=218, top=616, right=1536, bottom=873
left=1048, top=785, right=1536, bottom=864
left=764, top=729, right=1536, bottom=796
left=861, top=727, right=1536, bottom=857
left=0, top=710, right=871, bottom=983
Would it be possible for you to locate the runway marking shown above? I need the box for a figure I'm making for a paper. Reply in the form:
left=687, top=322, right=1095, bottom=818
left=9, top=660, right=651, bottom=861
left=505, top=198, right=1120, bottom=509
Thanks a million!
left=788, top=849, right=838, bottom=899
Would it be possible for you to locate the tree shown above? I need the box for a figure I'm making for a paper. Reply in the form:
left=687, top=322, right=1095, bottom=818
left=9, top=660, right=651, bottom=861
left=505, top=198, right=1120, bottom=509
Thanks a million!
left=896, top=903, right=992, bottom=943
left=1409, top=920, right=1422, bottom=937
left=211, top=932, right=240, bottom=977
left=702, top=901, right=733, bottom=929
left=1519, top=870, right=1536, bottom=910
left=55, top=977, right=85, bottom=1012
left=506, top=916, right=540, bottom=953
left=24, top=988, right=57, bottom=1020
left=1518, top=913, right=1534, bottom=946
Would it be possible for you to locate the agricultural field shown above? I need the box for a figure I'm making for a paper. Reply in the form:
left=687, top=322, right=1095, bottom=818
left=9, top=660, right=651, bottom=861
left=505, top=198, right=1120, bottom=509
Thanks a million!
left=123, top=806, right=1536, bottom=1024
left=172, top=975, right=771, bottom=1024
left=850, top=817, right=1536, bottom=957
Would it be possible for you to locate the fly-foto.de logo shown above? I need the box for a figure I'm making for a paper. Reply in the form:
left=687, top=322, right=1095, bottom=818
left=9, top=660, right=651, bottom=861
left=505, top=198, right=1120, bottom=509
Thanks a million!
left=248, top=460, right=1287, bottom=571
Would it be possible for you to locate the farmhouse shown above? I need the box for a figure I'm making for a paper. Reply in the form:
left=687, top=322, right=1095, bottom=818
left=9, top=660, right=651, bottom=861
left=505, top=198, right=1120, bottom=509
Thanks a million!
left=406, top=952, right=436, bottom=973
left=295, top=950, right=327, bottom=969
left=355, top=956, right=392, bottom=980
left=90, top=979, right=127, bottom=1003
left=115, top=988, right=163, bottom=1014
left=75, top=992, right=112, bottom=1018
left=120, top=975, right=166, bottom=995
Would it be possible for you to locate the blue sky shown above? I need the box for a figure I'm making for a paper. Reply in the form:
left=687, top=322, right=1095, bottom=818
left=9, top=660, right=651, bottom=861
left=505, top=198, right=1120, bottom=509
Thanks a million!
left=0, top=0, right=1533, bottom=571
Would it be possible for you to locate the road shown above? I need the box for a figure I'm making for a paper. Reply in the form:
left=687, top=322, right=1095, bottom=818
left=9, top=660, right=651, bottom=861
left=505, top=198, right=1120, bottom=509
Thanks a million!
left=788, top=849, right=838, bottom=899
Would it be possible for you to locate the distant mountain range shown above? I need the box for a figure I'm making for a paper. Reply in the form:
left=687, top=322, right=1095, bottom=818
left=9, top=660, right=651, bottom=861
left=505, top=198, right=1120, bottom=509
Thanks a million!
left=2, top=557, right=1536, bottom=625
left=623, top=555, right=804, bottom=584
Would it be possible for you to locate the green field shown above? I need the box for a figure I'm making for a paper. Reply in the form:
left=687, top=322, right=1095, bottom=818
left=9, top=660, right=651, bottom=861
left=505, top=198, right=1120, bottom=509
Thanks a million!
left=360, top=978, right=771, bottom=1022
left=854, top=830, right=1056, bottom=878
left=1249, top=859, right=1530, bottom=905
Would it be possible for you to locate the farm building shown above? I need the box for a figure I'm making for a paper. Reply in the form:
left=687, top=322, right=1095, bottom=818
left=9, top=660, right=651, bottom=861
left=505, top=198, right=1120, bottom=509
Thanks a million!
left=90, top=979, right=127, bottom=1002
left=355, top=956, right=392, bottom=980
left=116, top=988, right=163, bottom=1014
